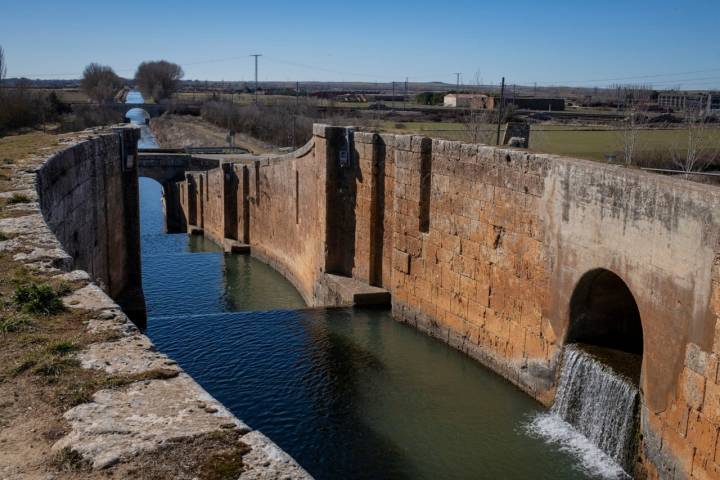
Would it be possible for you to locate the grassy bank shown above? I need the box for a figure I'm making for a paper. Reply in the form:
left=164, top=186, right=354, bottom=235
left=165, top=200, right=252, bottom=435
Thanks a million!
left=0, top=131, right=251, bottom=479
left=378, top=121, right=720, bottom=162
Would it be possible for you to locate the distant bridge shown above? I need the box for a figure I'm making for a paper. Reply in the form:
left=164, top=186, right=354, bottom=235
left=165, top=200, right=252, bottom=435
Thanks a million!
left=69, top=102, right=201, bottom=120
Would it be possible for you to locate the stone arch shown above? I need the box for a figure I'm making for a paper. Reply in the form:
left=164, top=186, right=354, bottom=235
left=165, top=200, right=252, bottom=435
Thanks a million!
left=125, top=107, right=151, bottom=125
left=566, top=268, right=644, bottom=355
left=138, top=176, right=186, bottom=234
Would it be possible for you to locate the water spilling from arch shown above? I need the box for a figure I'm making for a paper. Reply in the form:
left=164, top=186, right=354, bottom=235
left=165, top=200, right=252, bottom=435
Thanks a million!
left=528, top=344, right=641, bottom=479
left=137, top=176, right=609, bottom=479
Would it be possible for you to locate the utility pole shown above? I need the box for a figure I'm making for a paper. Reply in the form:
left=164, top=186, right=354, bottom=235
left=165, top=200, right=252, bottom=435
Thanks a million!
left=404, top=77, right=408, bottom=110
left=392, top=81, right=396, bottom=111
left=251, top=54, right=262, bottom=105
left=293, top=81, right=299, bottom=148
left=454, top=72, right=461, bottom=90
left=495, top=76, right=506, bottom=146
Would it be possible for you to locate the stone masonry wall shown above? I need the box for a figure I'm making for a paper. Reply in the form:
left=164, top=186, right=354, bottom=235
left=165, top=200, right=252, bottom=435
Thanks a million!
left=180, top=132, right=328, bottom=304
left=36, top=127, right=146, bottom=322
left=14, top=127, right=311, bottom=478
left=202, top=167, right=227, bottom=245
left=172, top=124, right=720, bottom=479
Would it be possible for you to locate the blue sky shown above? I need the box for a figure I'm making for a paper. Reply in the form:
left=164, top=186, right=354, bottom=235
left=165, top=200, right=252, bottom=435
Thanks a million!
left=1, top=0, right=719, bottom=88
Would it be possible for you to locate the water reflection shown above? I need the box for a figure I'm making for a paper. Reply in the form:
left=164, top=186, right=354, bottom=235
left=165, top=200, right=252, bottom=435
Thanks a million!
left=139, top=178, right=304, bottom=317
left=138, top=143, right=595, bottom=480
left=125, top=89, right=145, bottom=104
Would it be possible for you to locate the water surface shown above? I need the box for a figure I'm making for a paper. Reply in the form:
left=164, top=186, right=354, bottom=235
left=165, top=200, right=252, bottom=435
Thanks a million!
left=138, top=140, right=599, bottom=480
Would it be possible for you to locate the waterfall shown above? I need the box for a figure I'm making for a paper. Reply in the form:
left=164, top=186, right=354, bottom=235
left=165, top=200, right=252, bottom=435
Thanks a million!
left=527, top=343, right=640, bottom=479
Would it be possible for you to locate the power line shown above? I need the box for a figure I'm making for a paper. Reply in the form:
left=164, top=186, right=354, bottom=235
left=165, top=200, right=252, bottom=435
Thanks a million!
left=9, top=55, right=720, bottom=90
left=528, top=67, right=720, bottom=86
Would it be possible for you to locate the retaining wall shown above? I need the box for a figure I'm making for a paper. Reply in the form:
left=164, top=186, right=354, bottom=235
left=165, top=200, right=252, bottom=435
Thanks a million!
left=2, top=127, right=311, bottom=478
left=175, top=124, right=720, bottom=479
left=36, top=128, right=146, bottom=322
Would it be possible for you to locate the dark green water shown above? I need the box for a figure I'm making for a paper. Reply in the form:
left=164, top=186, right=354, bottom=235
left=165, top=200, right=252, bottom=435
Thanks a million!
left=139, top=176, right=599, bottom=479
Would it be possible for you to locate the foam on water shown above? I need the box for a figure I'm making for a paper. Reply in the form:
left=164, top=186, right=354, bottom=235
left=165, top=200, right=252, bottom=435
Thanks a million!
left=526, top=343, right=640, bottom=479
left=527, top=414, right=630, bottom=479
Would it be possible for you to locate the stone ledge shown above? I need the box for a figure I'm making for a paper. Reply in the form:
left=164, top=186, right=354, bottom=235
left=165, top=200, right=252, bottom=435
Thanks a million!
left=4, top=127, right=313, bottom=479
left=223, top=238, right=251, bottom=254
left=319, top=273, right=391, bottom=307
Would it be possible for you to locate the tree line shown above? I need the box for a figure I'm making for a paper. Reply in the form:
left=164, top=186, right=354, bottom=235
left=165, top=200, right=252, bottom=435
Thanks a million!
left=80, top=60, right=184, bottom=103
left=0, top=44, right=184, bottom=134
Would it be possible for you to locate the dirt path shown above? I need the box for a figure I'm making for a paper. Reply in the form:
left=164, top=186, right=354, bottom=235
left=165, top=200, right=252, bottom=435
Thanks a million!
left=149, top=114, right=280, bottom=155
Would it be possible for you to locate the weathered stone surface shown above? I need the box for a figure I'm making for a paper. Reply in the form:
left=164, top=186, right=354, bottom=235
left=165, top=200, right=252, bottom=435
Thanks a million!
left=8, top=128, right=314, bottom=478
left=79, top=335, right=180, bottom=375
left=240, top=430, right=312, bottom=479
left=317, top=273, right=390, bottom=307
left=0, top=213, right=47, bottom=235
left=53, top=269, right=91, bottom=282
left=52, top=374, right=249, bottom=469
left=172, top=124, right=720, bottom=478
left=13, top=246, right=72, bottom=268
left=63, top=284, right=118, bottom=310
left=0, top=189, right=36, bottom=200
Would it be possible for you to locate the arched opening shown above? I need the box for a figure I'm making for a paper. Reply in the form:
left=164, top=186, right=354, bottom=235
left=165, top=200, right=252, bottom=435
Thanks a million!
left=138, top=176, right=186, bottom=234
left=546, top=269, right=643, bottom=474
left=139, top=177, right=166, bottom=234
left=567, top=268, right=643, bottom=355
left=125, top=107, right=150, bottom=125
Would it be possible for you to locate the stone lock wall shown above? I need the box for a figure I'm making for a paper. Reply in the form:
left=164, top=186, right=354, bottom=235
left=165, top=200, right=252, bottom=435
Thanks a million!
left=24, top=127, right=311, bottom=478
left=180, top=129, right=329, bottom=305
left=172, top=124, right=720, bottom=479
left=37, top=127, right=146, bottom=323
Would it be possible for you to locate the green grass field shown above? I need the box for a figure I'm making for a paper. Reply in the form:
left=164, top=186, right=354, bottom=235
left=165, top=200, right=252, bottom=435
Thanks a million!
left=378, top=121, right=720, bottom=162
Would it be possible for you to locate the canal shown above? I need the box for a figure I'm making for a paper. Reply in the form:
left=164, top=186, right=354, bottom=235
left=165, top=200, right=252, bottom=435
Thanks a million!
left=131, top=93, right=620, bottom=479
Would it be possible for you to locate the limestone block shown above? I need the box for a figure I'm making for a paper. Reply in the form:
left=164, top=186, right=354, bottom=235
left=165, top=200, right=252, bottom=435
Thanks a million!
left=52, top=374, right=249, bottom=469
left=240, top=430, right=312, bottom=479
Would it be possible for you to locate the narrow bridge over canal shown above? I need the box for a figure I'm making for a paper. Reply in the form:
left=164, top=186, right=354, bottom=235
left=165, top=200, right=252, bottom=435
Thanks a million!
left=137, top=147, right=250, bottom=232
left=69, top=102, right=201, bottom=120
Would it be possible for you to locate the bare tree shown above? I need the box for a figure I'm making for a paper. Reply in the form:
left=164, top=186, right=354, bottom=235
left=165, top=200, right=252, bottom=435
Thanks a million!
left=135, top=61, right=184, bottom=102
left=672, top=109, right=720, bottom=176
left=0, top=45, right=6, bottom=82
left=462, top=108, right=496, bottom=144
left=461, top=71, right=496, bottom=144
left=617, top=103, right=644, bottom=166
left=81, top=63, right=123, bottom=103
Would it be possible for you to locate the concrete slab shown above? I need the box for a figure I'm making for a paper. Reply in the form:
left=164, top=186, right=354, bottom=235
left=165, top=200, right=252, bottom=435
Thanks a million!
left=223, top=239, right=250, bottom=254
left=322, top=273, right=391, bottom=307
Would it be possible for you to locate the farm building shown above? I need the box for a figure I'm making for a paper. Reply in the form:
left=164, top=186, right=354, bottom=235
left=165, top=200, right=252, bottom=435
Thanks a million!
left=444, top=93, right=564, bottom=111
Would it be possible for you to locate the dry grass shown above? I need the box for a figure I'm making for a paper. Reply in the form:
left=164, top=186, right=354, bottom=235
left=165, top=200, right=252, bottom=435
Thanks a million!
left=0, top=249, right=248, bottom=478
left=0, top=132, right=60, bottom=163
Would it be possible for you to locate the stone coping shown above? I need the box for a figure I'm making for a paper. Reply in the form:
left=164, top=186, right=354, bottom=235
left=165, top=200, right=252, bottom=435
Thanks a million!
left=0, top=126, right=312, bottom=479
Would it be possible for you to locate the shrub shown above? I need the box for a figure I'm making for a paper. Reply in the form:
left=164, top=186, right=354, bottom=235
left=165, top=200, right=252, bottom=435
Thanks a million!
left=6, top=193, right=31, bottom=204
left=0, top=313, right=32, bottom=334
left=201, top=101, right=315, bottom=147
left=13, top=283, right=66, bottom=315
left=46, top=339, right=79, bottom=356
left=58, top=105, right=123, bottom=133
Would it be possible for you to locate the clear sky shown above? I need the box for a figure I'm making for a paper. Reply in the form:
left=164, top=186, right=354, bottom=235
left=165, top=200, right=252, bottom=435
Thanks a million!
left=1, top=0, right=719, bottom=89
